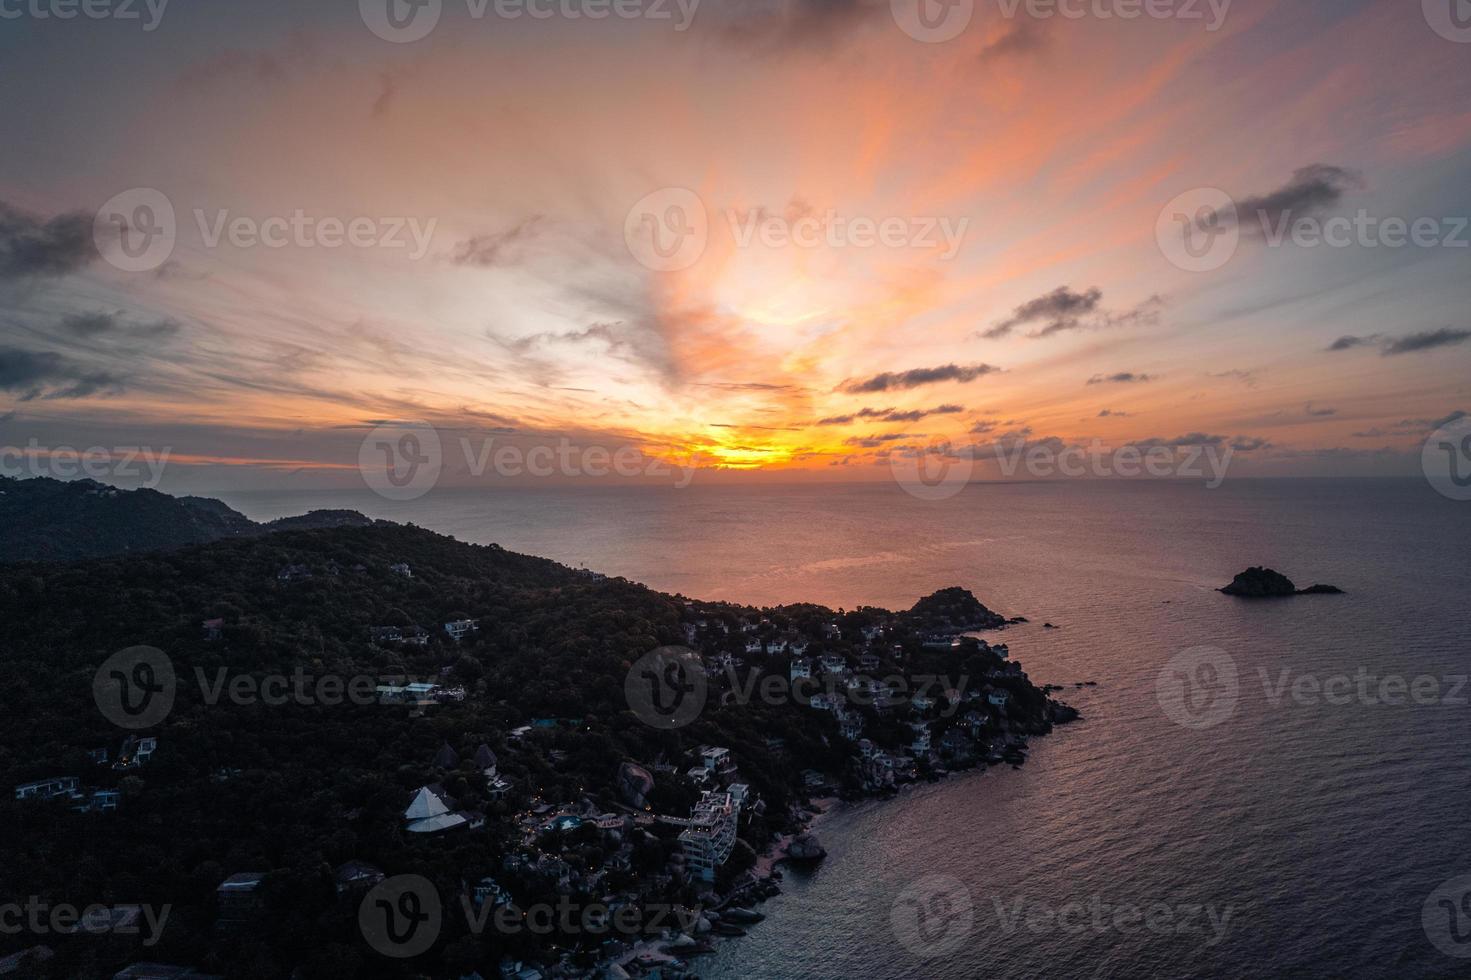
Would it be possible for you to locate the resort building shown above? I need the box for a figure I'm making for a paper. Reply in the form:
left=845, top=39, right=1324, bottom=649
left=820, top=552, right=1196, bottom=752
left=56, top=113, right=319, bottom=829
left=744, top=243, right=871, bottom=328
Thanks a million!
left=444, top=618, right=479, bottom=640
left=679, top=791, right=738, bottom=882
left=404, top=785, right=469, bottom=834
left=700, top=745, right=735, bottom=775
left=14, top=776, right=80, bottom=801
left=216, top=873, right=266, bottom=927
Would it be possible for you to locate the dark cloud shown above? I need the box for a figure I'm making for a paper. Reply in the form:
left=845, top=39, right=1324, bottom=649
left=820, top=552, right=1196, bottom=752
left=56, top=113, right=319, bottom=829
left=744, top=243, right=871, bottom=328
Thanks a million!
left=969, top=419, right=999, bottom=434
left=0, top=200, right=98, bottom=280
left=1329, top=329, right=1471, bottom=356
left=1087, top=372, right=1153, bottom=385
left=1305, top=403, right=1337, bottom=417
left=982, top=288, right=1162, bottom=340
left=1230, top=436, right=1272, bottom=452
left=1431, top=410, right=1469, bottom=429
left=451, top=216, right=543, bottom=268
left=844, top=432, right=913, bottom=448
left=0, top=346, right=127, bottom=401
left=1097, top=409, right=1130, bottom=417
left=816, top=404, right=964, bottom=425
left=716, top=0, right=884, bottom=49
left=1326, top=334, right=1378, bottom=351
left=1234, top=164, right=1362, bottom=232
left=1381, top=328, right=1471, bottom=356
left=61, top=311, right=181, bottom=342
left=841, top=363, right=1000, bottom=394
left=1132, top=433, right=1228, bottom=449
left=983, top=286, right=1101, bottom=340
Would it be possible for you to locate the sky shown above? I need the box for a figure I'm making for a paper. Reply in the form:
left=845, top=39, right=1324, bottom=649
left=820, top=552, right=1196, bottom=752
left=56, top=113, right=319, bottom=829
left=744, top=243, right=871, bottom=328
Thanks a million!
left=0, top=0, right=1468, bottom=492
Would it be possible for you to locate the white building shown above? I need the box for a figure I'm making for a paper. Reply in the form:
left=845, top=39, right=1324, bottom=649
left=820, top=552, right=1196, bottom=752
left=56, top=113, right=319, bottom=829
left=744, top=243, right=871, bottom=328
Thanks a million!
left=679, top=791, right=738, bottom=882
left=14, top=776, right=80, bottom=801
left=404, top=785, right=468, bottom=834
left=700, top=746, right=735, bottom=775
left=445, top=619, right=479, bottom=641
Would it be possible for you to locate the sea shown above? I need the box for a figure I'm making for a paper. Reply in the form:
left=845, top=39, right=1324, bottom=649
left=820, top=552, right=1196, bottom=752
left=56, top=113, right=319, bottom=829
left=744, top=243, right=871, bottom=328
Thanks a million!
left=215, top=478, right=1471, bottom=979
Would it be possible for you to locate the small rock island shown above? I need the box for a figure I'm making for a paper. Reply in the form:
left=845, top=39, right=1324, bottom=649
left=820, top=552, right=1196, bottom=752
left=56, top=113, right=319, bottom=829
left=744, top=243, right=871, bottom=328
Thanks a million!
left=1220, top=566, right=1344, bottom=598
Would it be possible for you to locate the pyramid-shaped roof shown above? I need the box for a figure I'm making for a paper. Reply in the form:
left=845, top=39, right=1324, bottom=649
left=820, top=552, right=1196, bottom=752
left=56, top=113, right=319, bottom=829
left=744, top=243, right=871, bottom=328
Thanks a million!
left=404, top=785, right=450, bottom=821
left=474, top=744, right=498, bottom=769
left=433, top=742, right=459, bottom=768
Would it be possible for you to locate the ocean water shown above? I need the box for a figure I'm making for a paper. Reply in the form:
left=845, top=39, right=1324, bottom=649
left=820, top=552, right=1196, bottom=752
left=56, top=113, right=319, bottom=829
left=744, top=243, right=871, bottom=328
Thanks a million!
left=216, top=479, right=1471, bottom=978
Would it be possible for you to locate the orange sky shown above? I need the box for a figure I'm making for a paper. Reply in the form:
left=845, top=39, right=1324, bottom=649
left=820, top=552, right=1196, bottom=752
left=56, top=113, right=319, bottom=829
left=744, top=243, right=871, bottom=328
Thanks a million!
left=1, top=0, right=1468, bottom=489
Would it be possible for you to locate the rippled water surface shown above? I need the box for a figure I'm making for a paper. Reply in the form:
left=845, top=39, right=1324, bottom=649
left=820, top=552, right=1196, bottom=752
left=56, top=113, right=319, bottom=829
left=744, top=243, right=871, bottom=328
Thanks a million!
left=220, top=479, right=1471, bottom=978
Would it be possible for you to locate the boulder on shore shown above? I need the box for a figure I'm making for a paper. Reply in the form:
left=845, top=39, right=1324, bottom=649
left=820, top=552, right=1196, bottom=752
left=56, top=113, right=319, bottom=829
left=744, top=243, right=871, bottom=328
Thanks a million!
left=786, top=833, right=827, bottom=862
left=1219, top=566, right=1343, bottom=598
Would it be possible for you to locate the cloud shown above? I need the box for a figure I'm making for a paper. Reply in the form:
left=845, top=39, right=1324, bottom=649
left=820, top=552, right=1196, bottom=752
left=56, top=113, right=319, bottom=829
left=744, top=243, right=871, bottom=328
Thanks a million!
left=1327, top=334, right=1378, bottom=351
left=983, top=286, right=1102, bottom=339
left=1328, top=328, right=1471, bottom=356
left=982, top=288, right=1163, bottom=340
left=1381, top=328, right=1471, bottom=356
left=496, top=319, right=675, bottom=382
left=1230, top=436, right=1272, bottom=451
left=61, top=311, right=181, bottom=342
left=1360, top=410, right=1468, bottom=437
left=1431, top=410, right=1468, bottom=429
left=841, top=363, right=1000, bottom=393
left=1087, top=372, right=1152, bottom=385
left=844, top=432, right=913, bottom=448
left=1097, top=409, right=1130, bottom=417
left=1233, top=164, right=1362, bottom=233
left=969, top=419, right=999, bottom=434
left=0, top=346, right=127, bottom=401
left=451, top=216, right=543, bottom=268
left=978, top=20, right=1048, bottom=63
left=1132, top=433, right=1228, bottom=449
left=1304, top=402, right=1337, bottom=417
left=715, top=0, right=885, bottom=49
left=0, top=200, right=98, bottom=280
left=816, top=404, right=963, bottom=425
left=1207, top=368, right=1259, bottom=388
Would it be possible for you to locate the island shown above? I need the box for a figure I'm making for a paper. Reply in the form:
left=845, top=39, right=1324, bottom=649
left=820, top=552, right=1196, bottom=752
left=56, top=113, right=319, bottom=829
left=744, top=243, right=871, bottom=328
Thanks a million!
left=0, top=478, right=1077, bottom=980
left=1220, top=566, right=1344, bottom=598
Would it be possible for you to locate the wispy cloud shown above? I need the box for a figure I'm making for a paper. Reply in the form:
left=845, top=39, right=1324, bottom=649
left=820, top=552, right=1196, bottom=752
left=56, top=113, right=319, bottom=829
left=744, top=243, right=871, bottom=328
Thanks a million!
left=816, top=404, right=963, bottom=425
left=1327, top=328, right=1470, bottom=356
left=841, top=364, right=1000, bottom=394
left=451, top=216, right=543, bottom=268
